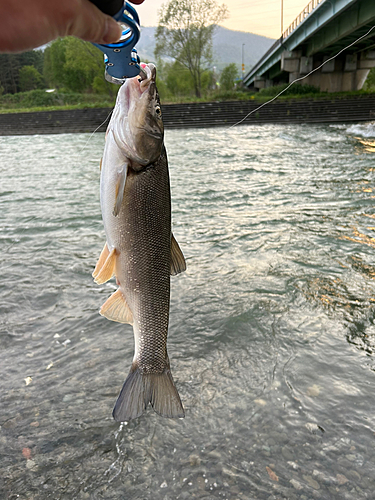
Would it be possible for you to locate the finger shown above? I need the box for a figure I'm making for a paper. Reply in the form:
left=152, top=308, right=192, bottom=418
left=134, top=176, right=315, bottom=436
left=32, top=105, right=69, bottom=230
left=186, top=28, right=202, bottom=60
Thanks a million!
left=66, top=1, right=122, bottom=44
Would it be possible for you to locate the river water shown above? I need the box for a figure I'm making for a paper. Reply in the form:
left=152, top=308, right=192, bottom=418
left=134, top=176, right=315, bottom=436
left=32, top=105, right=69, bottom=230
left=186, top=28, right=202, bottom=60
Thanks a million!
left=1, top=122, right=375, bottom=499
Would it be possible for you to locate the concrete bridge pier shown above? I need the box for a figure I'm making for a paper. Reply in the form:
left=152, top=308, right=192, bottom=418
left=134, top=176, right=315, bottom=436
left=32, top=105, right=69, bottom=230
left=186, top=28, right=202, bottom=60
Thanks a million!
left=281, top=50, right=375, bottom=92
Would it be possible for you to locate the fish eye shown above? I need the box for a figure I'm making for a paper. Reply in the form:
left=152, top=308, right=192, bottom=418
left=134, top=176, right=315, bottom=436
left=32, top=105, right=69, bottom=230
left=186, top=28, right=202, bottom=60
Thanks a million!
left=155, top=106, right=162, bottom=117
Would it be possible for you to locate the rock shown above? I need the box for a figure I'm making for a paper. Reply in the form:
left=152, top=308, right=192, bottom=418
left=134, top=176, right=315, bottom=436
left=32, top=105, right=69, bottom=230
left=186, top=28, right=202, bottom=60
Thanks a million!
left=22, top=447, right=32, bottom=459
left=290, top=479, right=303, bottom=490
left=26, top=459, right=38, bottom=471
left=266, top=466, right=278, bottom=482
left=337, top=457, right=352, bottom=468
left=189, top=454, right=201, bottom=466
left=336, top=474, right=349, bottom=485
left=254, top=399, right=267, bottom=406
left=281, top=446, right=294, bottom=461
left=287, top=461, right=299, bottom=470
left=197, top=476, right=206, bottom=490
left=305, top=423, right=319, bottom=433
left=160, top=481, right=167, bottom=488
left=346, top=470, right=361, bottom=481
left=312, top=469, right=326, bottom=482
left=270, top=431, right=289, bottom=443
left=303, top=475, right=320, bottom=490
left=306, top=385, right=320, bottom=397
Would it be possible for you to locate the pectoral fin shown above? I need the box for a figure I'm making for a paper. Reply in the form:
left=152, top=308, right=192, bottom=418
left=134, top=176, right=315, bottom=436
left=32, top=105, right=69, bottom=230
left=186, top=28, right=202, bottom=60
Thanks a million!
left=94, top=248, right=117, bottom=284
left=170, top=234, right=186, bottom=276
left=100, top=288, right=133, bottom=324
left=113, top=163, right=128, bottom=217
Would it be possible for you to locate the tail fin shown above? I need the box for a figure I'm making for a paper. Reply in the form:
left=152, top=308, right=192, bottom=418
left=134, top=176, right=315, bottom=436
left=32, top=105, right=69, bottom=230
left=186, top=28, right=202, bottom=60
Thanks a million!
left=113, top=365, right=185, bottom=422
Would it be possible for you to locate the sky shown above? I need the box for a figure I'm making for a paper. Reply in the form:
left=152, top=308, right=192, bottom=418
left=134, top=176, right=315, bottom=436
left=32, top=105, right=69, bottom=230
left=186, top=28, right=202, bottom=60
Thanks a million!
left=136, top=0, right=314, bottom=39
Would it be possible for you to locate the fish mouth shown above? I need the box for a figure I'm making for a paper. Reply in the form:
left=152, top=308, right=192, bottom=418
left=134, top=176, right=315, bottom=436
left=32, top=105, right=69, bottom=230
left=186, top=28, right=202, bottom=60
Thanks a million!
left=138, top=63, right=156, bottom=92
left=116, top=63, right=156, bottom=107
left=112, top=63, right=160, bottom=165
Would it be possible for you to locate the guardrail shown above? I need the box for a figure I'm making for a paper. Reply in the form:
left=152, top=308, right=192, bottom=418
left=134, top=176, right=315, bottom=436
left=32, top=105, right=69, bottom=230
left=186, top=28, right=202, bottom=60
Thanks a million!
left=283, top=0, right=324, bottom=39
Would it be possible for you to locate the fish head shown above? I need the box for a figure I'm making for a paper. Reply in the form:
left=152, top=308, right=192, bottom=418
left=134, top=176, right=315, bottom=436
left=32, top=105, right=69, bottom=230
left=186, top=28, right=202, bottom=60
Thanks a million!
left=112, top=63, right=164, bottom=166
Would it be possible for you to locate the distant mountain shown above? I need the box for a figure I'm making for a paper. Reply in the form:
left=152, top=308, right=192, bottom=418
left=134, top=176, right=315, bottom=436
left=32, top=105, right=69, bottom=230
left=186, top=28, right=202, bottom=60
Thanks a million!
left=212, top=26, right=275, bottom=70
left=137, top=26, right=275, bottom=71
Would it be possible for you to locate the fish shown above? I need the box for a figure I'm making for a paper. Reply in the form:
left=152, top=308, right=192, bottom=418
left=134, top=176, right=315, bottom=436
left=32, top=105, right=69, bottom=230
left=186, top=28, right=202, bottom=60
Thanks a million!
left=93, top=63, right=186, bottom=422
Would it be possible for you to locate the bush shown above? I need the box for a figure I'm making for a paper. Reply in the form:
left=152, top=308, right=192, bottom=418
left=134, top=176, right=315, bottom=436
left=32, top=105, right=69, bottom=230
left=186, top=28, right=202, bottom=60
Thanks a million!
left=0, top=89, right=116, bottom=110
left=364, top=67, right=375, bottom=90
left=258, top=83, right=320, bottom=97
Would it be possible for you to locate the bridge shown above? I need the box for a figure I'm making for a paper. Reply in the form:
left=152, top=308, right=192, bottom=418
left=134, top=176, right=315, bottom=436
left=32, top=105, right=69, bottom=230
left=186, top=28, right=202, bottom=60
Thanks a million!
left=243, top=0, right=375, bottom=92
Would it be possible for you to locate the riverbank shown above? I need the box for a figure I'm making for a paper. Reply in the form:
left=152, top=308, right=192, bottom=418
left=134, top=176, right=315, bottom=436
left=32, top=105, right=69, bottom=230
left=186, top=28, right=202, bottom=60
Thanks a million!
left=0, top=94, right=374, bottom=135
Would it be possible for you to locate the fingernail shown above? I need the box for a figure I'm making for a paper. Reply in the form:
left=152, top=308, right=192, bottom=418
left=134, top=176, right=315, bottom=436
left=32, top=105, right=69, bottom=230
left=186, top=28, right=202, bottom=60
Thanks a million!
left=103, top=18, right=122, bottom=44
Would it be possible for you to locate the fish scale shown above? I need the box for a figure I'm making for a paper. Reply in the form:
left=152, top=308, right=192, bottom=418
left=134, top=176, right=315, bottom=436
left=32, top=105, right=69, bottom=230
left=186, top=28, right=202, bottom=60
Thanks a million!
left=93, top=63, right=186, bottom=421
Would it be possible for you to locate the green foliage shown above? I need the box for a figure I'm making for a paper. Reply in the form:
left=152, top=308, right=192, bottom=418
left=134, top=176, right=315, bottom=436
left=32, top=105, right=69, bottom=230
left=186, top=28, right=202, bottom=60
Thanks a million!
left=219, top=63, right=239, bottom=91
left=0, top=89, right=115, bottom=111
left=43, top=38, right=68, bottom=88
left=258, top=83, right=320, bottom=97
left=0, top=50, right=44, bottom=94
left=364, top=67, right=375, bottom=90
left=155, top=0, right=228, bottom=97
left=165, top=62, right=195, bottom=96
left=156, top=60, right=214, bottom=100
left=43, top=37, right=117, bottom=96
left=18, top=66, right=45, bottom=92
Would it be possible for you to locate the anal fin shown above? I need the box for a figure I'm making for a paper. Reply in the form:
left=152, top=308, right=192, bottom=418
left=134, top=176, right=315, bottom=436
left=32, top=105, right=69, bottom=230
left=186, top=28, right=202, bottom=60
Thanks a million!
left=94, top=248, right=117, bottom=284
left=170, top=233, right=186, bottom=276
left=100, top=288, right=133, bottom=324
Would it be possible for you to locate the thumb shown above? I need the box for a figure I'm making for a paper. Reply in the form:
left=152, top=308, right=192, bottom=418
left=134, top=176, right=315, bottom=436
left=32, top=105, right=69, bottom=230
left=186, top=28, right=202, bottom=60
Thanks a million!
left=66, top=0, right=123, bottom=44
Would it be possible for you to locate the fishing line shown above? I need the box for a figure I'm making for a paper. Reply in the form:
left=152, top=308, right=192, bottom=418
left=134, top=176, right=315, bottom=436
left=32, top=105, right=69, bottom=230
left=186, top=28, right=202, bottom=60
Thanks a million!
left=228, top=24, right=375, bottom=129
left=78, top=108, right=113, bottom=156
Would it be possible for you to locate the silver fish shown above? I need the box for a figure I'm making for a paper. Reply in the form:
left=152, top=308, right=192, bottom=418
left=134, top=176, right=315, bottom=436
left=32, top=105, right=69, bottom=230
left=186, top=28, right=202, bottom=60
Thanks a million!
left=93, top=63, right=186, bottom=422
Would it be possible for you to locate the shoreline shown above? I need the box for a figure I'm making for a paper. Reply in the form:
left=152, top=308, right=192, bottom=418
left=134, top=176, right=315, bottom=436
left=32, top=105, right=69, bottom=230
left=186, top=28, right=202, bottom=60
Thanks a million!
left=0, top=95, right=374, bottom=135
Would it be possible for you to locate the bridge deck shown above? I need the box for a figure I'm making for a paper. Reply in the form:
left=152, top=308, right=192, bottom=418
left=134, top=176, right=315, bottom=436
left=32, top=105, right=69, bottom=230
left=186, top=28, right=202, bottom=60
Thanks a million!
left=244, top=0, right=375, bottom=88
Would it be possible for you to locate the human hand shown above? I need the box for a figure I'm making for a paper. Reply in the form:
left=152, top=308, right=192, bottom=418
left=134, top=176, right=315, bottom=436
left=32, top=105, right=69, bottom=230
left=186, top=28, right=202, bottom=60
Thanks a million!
left=0, top=0, right=145, bottom=53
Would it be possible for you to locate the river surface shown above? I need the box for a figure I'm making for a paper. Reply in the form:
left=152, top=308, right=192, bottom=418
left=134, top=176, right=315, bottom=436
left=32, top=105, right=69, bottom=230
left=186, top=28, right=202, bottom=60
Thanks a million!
left=1, top=122, right=375, bottom=499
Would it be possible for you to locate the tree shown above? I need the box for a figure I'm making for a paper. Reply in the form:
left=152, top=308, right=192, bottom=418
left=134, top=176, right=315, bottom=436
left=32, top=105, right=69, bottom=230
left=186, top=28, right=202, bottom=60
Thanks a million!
left=220, top=63, right=239, bottom=91
left=19, top=65, right=45, bottom=92
left=43, top=38, right=68, bottom=88
left=155, top=0, right=228, bottom=98
left=0, top=50, right=44, bottom=94
left=43, top=37, right=117, bottom=96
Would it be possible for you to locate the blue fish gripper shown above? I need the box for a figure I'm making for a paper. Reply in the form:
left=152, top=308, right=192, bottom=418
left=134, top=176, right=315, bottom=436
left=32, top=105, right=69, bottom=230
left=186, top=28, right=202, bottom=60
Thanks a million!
left=92, top=2, right=141, bottom=84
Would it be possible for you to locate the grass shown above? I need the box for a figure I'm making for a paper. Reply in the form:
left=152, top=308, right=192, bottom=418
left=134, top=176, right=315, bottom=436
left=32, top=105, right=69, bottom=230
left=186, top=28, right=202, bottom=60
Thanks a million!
left=0, top=89, right=115, bottom=114
left=0, top=87, right=374, bottom=114
left=0, top=102, right=113, bottom=114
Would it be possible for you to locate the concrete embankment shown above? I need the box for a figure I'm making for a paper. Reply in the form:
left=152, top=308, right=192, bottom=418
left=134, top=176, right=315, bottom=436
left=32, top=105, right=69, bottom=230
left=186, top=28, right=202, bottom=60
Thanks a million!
left=0, top=95, right=374, bottom=135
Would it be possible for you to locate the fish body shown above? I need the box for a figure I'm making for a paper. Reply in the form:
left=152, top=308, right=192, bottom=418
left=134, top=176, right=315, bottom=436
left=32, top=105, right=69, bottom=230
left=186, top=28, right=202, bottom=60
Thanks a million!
left=93, top=64, right=186, bottom=422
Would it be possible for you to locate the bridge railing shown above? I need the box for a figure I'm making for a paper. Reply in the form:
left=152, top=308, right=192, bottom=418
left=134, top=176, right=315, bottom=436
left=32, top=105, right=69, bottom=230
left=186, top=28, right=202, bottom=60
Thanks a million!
left=283, top=0, right=324, bottom=39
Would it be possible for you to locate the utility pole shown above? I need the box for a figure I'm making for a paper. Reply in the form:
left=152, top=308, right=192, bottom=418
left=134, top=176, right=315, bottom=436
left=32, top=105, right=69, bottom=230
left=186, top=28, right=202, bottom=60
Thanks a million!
left=242, top=43, right=245, bottom=81
left=281, top=0, right=283, bottom=35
